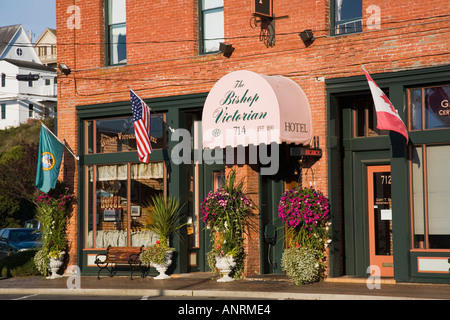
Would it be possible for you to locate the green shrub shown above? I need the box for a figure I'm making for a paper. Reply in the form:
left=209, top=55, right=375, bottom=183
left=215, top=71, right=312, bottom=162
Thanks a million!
left=281, top=246, right=323, bottom=285
left=0, top=250, right=40, bottom=277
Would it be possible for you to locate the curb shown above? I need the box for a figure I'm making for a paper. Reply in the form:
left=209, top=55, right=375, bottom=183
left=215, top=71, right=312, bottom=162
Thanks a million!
left=0, top=287, right=429, bottom=300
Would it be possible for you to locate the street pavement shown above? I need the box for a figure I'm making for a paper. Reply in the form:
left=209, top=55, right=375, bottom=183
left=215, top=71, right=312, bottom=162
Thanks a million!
left=0, top=272, right=449, bottom=300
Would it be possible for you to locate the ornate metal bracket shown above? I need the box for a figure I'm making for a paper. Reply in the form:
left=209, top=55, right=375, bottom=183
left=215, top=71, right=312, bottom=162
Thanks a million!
left=250, top=14, right=289, bottom=48
left=250, top=15, right=275, bottom=47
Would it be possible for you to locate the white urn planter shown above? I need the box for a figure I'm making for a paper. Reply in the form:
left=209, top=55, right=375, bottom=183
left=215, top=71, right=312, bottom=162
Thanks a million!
left=47, top=251, right=65, bottom=279
left=153, top=250, right=173, bottom=280
left=215, top=254, right=236, bottom=282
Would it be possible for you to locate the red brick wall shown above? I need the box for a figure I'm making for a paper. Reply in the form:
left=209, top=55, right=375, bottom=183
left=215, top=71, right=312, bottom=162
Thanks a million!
left=56, top=0, right=450, bottom=270
left=225, top=164, right=260, bottom=275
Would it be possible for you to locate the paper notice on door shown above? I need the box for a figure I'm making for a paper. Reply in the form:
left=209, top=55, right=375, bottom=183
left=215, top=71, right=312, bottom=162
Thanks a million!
left=381, top=209, right=392, bottom=220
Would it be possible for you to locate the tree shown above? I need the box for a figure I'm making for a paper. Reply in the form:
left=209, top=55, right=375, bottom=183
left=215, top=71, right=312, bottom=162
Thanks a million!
left=0, top=142, right=39, bottom=227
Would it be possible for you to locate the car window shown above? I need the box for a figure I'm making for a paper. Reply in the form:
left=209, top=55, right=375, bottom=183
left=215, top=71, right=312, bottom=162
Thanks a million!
left=0, top=229, right=8, bottom=239
left=9, top=230, right=40, bottom=242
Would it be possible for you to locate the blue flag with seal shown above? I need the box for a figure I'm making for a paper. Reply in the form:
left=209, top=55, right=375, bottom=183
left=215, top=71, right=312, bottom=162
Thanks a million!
left=35, top=124, right=64, bottom=193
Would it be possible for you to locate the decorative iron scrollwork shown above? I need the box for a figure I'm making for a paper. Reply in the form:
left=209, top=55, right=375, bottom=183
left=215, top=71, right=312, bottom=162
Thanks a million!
left=250, top=15, right=289, bottom=48
left=250, top=15, right=275, bottom=48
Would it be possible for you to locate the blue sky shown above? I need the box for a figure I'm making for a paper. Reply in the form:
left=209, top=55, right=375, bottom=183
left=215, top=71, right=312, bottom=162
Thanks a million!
left=0, top=0, right=56, bottom=42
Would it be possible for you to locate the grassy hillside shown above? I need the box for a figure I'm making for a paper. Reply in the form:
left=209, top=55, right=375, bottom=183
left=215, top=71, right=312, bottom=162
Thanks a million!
left=0, top=119, right=55, bottom=155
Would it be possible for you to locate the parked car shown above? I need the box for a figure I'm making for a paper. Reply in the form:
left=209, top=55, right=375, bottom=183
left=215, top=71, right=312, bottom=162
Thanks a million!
left=23, top=219, right=41, bottom=229
left=0, top=228, right=42, bottom=260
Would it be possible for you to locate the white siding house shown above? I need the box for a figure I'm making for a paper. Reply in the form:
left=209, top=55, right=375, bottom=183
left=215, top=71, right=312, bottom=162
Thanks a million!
left=0, top=25, right=57, bottom=129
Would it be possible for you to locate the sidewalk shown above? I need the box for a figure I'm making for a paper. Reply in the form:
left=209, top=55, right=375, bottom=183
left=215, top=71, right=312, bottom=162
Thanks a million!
left=1, top=273, right=449, bottom=300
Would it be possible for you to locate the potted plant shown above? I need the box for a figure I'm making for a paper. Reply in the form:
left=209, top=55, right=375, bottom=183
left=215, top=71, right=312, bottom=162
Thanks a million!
left=33, top=184, right=74, bottom=279
left=47, top=250, right=65, bottom=279
left=278, top=186, right=330, bottom=285
left=139, top=240, right=174, bottom=279
left=141, top=193, right=186, bottom=279
left=202, top=170, right=254, bottom=281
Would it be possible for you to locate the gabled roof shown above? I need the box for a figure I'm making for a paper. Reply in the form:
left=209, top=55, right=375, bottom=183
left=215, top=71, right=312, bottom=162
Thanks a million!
left=34, top=28, right=57, bottom=45
left=0, top=24, right=21, bottom=57
left=1, top=58, right=56, bottom=72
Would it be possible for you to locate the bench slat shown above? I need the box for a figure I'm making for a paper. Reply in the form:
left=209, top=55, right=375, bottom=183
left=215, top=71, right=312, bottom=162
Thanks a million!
left=95, top=245, right=147, bottom=280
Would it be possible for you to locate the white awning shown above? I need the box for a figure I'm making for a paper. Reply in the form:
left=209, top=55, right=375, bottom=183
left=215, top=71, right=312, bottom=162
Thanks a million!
left=202, top=70, right=313, bottom=149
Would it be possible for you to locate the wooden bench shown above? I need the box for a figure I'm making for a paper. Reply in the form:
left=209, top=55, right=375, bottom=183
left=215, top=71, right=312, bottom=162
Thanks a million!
left=95, top=245, right=147, bottom=280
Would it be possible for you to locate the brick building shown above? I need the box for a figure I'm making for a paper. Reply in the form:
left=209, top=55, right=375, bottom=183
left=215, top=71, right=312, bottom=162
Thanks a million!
left=56, top=0, right=450, bottom=283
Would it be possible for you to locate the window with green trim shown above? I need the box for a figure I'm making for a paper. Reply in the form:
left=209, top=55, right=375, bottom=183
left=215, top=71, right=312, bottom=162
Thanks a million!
left=409, top=85, right=450, bottom=131
left=85, top=161, right=166, bottom=248
left=85, top=114, right=168, bottom=154
left=411, top=144, right=450, bottom=249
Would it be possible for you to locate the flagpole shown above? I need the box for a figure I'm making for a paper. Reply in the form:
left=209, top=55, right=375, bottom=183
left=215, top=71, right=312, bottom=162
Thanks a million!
left=41, top=122, right=79, bottom=161
left=130, top=88, right=175, bottom=133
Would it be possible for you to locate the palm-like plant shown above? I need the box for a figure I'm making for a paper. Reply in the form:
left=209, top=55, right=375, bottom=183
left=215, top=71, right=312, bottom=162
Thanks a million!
left=144, top=193, right=186, bottom=246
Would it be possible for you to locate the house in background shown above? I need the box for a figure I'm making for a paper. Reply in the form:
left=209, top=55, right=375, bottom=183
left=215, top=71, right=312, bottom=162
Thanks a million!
left=0, top=25, right=57, bottom=129
left=34, top=28, right=57, bottom=69
left=0, top=24, right=41, bottom=63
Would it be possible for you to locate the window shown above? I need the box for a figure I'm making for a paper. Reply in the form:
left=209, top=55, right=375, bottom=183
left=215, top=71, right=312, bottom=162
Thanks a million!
left=200, top=0, right=224, bottom=53
left=1, top=73, right=5, bottom=87
left=85, top=114, right=168, bottom=154
left=1, top=104, right=5, bottom=119
left=332, top=0, right=362, bottom=35
left=16, top=48, right=23, bottom=56
left=353, top=94, right=388, bottom=137
left=38, top=46, right=46, bottom=56
left=412, top=145, right=450, bottom=249
left=338, top=94, right=388, bottom=138
left=45, top=78, right=51, bottom=86
left=28, top=104, right=33, bottom=117
left=409, top=85, right=450, bottom=130
left=106, top=0, right=126, bottom=65
left=86, top=162, right=166, bottom=248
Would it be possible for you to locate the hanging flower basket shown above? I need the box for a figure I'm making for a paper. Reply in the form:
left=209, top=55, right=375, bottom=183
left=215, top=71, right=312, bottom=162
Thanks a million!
left=201, top=170, right=254, bottom=280
left=278, top=186, right=331, bottom=285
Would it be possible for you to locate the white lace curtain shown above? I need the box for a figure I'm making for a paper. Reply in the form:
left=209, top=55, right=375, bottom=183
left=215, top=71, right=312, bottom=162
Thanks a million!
left=91, top=162, right=164, bottom=181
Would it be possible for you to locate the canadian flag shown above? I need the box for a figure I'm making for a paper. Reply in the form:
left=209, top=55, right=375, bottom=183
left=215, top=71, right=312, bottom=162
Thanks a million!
left=362, top=66, right=408, bottom=143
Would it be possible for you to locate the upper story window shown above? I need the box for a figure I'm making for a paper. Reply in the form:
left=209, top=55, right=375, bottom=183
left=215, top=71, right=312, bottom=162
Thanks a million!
left=409, top=85, right=450, bottom=131
left=106, top=0, right=127, bottom=65
left=1, top=73, right=5, bottom=87
left=332, top=0, right=362, bottom=35
left=199, top=0, right=224, bottom=54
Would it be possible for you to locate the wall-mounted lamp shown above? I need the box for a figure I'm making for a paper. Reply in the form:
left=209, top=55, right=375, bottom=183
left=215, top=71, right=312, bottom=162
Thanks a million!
left=219, top=42, right=235, bottom=58
left=299, top=29, right=315, bottom=47
left=58, top=63, right=71, bottom=76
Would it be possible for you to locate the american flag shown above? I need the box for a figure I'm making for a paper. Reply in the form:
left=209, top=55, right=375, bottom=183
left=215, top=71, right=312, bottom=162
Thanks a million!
left=130, top=89, right=152, bottom=163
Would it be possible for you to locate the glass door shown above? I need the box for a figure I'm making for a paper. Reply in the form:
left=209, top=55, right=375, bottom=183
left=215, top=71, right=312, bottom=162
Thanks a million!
left=367, top=165, right=393, bottom=277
